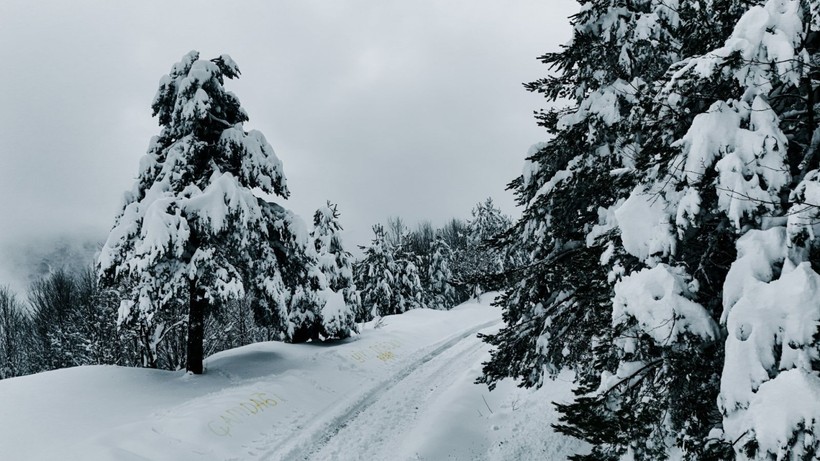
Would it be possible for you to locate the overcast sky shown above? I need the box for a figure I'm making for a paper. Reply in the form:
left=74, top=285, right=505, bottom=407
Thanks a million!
left=0, top=0, right=577, bottom=277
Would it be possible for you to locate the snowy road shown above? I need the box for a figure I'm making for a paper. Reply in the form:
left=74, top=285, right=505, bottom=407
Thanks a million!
left=307, top=326, right=494, bottom=460
left=262, top=320, right=500, bottom=461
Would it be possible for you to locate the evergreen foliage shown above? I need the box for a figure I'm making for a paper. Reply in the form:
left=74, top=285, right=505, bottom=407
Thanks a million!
left=311, top=201, right=359, bottom=339
left=481, top=1, right=735, bottom=459
left=357, top=225, right=397, bottom=320
left=453, top=198, right=512, bottom=296
left=439, top=218, right=473, bottom=303
left=392, top=252, right=425, bottom=313
left=427, top=236, right=457, bottom=310
left=483, top=0, right=820, bottom=459
left=99, top=51, right=312, bottom=373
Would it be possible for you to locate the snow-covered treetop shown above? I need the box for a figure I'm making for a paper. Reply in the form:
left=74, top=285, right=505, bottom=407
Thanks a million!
left=99, top=51, right=303, bottom=332
left=468, top=198, right=510, bottom=244
left=548, top=0, right=680, bottom=101
left=145, top=50, right=288, bottom=199
left=312, top=202, right=344, bottom=255
left=311, top=201, right=356, bottom=294
left=667, top=0, right=808, bottom=100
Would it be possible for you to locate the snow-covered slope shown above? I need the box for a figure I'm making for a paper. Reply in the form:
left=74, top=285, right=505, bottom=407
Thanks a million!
left=0, top=298, right=586, bottom=460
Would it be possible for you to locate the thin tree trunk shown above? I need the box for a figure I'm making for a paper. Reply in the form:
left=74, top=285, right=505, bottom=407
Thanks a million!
left=186, top=278, right=206, bottom=374
left=140, top=324, right=158, bottom=369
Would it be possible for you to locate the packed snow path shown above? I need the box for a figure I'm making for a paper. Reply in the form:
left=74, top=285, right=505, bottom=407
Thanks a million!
left=0, top=298, right=586, bottom=460
left=262, top=318, right=498, bottom=460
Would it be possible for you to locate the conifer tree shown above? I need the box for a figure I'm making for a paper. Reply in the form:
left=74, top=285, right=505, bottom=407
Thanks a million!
left=387, top=225, right=425, bottom=312
left=528, top=0, right=818, bottom=459
left=427, top=236, right=457, bottom=310
left=440, top=218, right=472, bottom=303
left=587, top=1, right=820, bottom=458
left=405, top=222, right=436, bottom=296
left=639, top=1, right=820, bottom=458
left=392, top=253, right=425, bottom=313
left=482, top=0, right=681, bottom=380
left=311, top=201, right=359, bottom=339
left=479, top=1, right=732, bottom=459
left=99, top=51, right=309, bottom=373
left=455, top=198, right=511, bottom=296
left=357, top=225, right=397, bottom=320
left=551, top=4, right=753, bottom=458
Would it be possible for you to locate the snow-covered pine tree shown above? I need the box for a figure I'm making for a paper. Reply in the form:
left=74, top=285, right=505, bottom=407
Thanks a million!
left=427, top=236, right=457, bottom=310
left=478, top=1, right=744, bottom=459
left=633, top=1, right=820, bottom=458
left=545, top=2, right=776, bottom=459
left=481, top=0, right=680, bottom=383
left=99, top=51, right=309, bottom=374
left=405, top=221, right=435, bottom=300
left=455, top=198, right=511, bottom=296
left=311, top=201, right=359, bottom=339
left=357, top=224, right=397, bottom=320
left=469, top=198, right=510, bottom=244
left=558, top=0, right=820, bottom=458
left=286, top=218, right=337, bottom=344
left=386, top=224, right=425, bottom=312
left=392, top=251, right=425, bottom=313
left=440, top=218, right=472, bottom=303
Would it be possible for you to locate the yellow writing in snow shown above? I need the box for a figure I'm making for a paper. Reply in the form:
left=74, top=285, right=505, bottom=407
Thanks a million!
left=207, top=392, right=285, bottom=437
left=349, top=339, right=402, bottom=364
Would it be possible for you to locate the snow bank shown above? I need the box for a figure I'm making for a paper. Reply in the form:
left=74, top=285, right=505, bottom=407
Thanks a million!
left=0, top=299, right=584, bottom=460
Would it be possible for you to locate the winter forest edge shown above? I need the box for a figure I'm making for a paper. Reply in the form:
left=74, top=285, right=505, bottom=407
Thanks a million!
left=2, top=1, right=820, bottom=460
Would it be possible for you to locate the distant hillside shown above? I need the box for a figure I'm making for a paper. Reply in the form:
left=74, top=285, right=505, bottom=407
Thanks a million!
left=0, top=232, right=103, bottom=296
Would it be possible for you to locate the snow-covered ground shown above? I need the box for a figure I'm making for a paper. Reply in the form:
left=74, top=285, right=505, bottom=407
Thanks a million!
left=0, top=297, right=586, bottom=460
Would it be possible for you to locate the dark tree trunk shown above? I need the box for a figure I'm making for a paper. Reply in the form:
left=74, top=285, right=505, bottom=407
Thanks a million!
left=186, top=278, right=207, bottom=374
left=140, top=324, right=158, bottom=369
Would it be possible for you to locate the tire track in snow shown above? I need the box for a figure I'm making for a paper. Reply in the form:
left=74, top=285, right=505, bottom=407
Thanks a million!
left=258, top=318, right=501, bottom=461
left=308, top=329, right=493, bottom=461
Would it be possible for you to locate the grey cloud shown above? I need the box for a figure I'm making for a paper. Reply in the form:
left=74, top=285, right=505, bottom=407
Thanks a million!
left=0, top=0, right=577, bottom=290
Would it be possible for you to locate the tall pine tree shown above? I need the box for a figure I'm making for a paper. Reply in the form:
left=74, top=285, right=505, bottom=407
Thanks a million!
left=604, top=1, right=820, bottom=458
left=428, top=236, right=457, bottom=310
left=485, top=0, right=820, bottom=459
left=481, top=0, right=682, bottom=388
left=357, top=224, right=397, bottom=320
left=479, top=1, right=738, bottom=459
left=647, top=1, right=820, bottom=458
left=99, top=51, right=310, bottom=373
